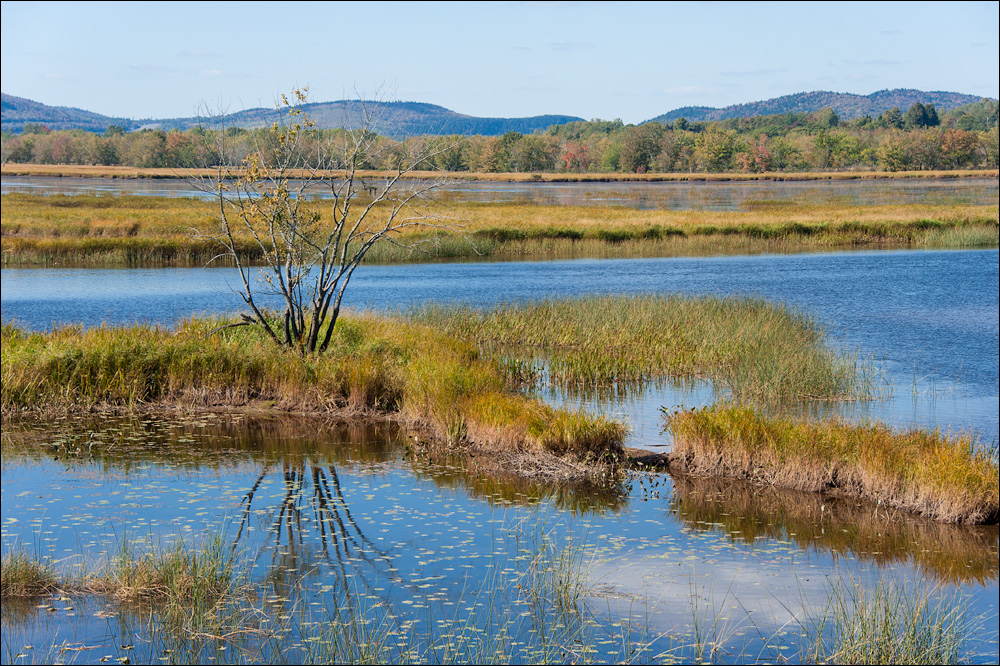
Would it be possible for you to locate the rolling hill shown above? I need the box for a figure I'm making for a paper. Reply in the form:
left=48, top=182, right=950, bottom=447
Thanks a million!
left=1, top=94, right=583, bottom=137
left=647, top=89, right=990, bottom=124
left=1, top=93, right=141, bottom=133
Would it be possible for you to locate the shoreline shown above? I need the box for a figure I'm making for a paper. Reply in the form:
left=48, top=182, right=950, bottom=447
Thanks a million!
left=2, top=163, right=997, bottom=182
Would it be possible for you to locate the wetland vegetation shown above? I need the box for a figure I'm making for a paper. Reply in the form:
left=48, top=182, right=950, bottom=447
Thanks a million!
left=667, top=404, right=999, bottom=524
left=1, top=191, right=996, bottom=267
left=2, top=123, right=997, bottom=660
left=1, top=414, right=996, bottom=664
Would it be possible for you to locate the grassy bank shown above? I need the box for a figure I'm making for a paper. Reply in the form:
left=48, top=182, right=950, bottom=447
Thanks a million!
left=1, top=537, right=240, bottom=603
left=2, top=192, right=996, bottom=266
left=0, top=313, right=626, bottom=464
left=667, top=404, right=999, bottom=524
left=411, top=294, right=875, bottom=405
left=3, top=162, right=997, bottom=182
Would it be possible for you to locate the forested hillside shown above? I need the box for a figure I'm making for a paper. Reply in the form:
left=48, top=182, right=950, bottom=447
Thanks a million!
left=649, top=89, right=987, bottom=123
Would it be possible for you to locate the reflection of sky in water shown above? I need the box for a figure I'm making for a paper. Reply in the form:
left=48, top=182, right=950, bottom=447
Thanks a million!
left=3, top=176, right=997, bottom=211
left=2, top=416, right=997, bottom=663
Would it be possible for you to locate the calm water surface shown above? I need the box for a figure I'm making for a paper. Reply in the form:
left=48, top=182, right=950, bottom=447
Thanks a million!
left=2, top=249, right=998, bottom=663
left=3, top=175, right=997, bottom=210
left=3, top=249, right=997, bottom=444
left=2, top=415, right=997, bottom=664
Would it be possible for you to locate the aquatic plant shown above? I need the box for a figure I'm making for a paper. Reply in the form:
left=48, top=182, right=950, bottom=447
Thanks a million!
left=3, top=191, right=996, bottom=267
left=0, top=313, right=627, bottom=463
left=412, top=293, right=876, bottom=405
left=667, top=404, right=999, bottom=524
left=0, top=551, right=56, bottom=598
left=802, top=575, right=979, bottom=665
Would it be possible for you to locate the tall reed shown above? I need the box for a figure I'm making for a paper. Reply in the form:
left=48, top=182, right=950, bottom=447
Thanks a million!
left=803, top=576, right=978, bottom=664
left=667, top=404, right=999, bottom=524
left=411, top=294, right=874, bottom=405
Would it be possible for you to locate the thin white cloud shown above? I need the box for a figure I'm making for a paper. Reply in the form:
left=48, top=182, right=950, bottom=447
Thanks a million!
left=843, top=59, right=901, bottom=66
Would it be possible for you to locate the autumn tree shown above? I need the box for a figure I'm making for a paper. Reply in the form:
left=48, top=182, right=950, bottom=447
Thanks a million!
left=193, top=89, right=451, bottom=353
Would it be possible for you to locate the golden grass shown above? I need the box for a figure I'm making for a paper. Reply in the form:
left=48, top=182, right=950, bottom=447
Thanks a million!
left=667, top=404, right=999, bottom=524
left=411, top=294, right=876, bottom=405
left=0, top=314, right=626, bottom=462
left=3, top=162, right=997, bottom=182
left=3, top=192, right=996, bottom=266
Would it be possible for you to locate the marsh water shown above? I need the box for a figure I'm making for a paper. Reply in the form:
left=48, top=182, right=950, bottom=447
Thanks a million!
left=2, top=178, right=999, bottom=663
left=4, top=249, right=998, bottom=446
left=2, top=175, right=998, bottom=210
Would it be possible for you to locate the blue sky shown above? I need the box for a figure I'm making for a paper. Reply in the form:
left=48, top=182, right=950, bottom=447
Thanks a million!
left=2, top=1, right=997, bottom=124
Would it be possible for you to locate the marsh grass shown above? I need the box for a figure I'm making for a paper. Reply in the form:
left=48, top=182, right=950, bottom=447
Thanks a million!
left=803, top=576, right=979, bottom=665
left=411, top=294, right=874, bottom=405
left=3, top=192, right=996, bottom=266
left=90, top=535, right=240, bottom=603
left=667, top=404, right=1000, bottom=524
left=0, top=551, right=57, bottom=598
left=0, top=312, right=627, bottom=462
left=1, top=535, right=245, bottom=603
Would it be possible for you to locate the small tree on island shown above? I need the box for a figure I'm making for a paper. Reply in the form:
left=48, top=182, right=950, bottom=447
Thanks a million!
left=193, top=89, right=452, bottom=353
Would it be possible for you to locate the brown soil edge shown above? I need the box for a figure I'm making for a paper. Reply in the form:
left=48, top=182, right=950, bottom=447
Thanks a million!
left=624, top=447, right=999, bottom=526
left=2, top=163, right=997, bottom=183
left=4, top=403, right=994, bottom=524
left=1, top=400, right=624, bottom=487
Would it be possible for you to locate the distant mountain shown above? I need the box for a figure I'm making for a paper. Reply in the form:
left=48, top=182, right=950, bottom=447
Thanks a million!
left=1, top=93, right=141, bottom=133
left=2, top=94, right=583, bottom=137
left=647, top=89, right=991, bottom=124
left=149, top=100, right=584, bottom=137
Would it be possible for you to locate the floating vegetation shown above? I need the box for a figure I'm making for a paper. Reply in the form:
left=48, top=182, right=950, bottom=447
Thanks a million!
left=2, top=413, right=997, bottom=664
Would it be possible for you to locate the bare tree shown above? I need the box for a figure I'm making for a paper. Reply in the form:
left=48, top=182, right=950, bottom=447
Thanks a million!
left=192, top=89, right=452, bottom=353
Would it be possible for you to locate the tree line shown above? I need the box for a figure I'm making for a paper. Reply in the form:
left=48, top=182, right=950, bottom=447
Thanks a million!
left=2, top=100, right=996, bottom=173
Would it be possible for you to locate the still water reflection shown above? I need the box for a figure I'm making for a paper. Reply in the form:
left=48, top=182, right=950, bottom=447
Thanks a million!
left=2, top=414, right=997, bottom=663
left=3, top=175, right=997, bottom=210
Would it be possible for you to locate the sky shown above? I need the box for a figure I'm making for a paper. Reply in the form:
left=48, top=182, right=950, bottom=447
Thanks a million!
left=2, top=1, right=997, bottom=124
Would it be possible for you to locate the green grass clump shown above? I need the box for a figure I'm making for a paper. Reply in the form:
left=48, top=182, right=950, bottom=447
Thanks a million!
left=667, top=404, right=999, bottom=523
left=92, top=536, right=237, bottom=603
left=412, top=294, right=871, bottom=405
left=0, top=551, right=57, bottom=597
left=0, top=313, right=625, bottom=461
left=805, top=577, right=977, bottom=664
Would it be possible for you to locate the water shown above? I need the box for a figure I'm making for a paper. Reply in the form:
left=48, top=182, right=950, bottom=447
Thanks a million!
left=3, top=250, right=998, bottom=446
left=2, top=415, right=997, bottom=664
left=3, top=175, right=997, bottom=210
left=2, top=250, right=998, bottom=662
